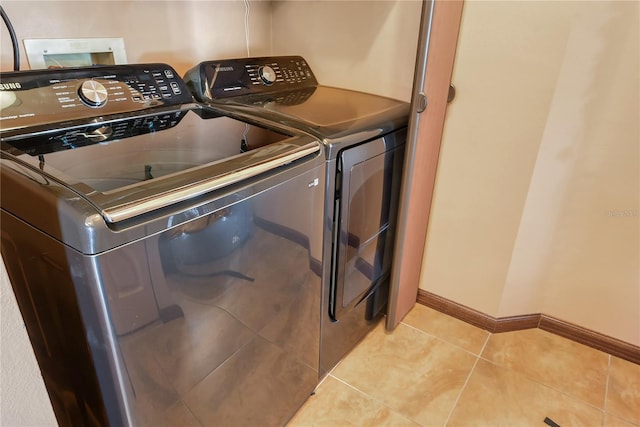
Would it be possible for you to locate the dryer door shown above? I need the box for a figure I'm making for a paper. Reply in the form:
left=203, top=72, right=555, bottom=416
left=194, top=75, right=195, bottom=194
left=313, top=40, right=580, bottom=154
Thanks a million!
left=330, top=131, right=405, bottom=321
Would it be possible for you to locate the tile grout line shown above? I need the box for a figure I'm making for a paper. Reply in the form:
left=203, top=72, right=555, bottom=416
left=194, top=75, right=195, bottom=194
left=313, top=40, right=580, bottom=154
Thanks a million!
left=402, top=310, right=617, bottom=425
left=478, top=351, right=612, bottom=416
left=442, top=332, right=492, bottom=426
left=601, top=354, right=611, bottom=427
left=314, top=370, right=333, bottom=391
left=327, top=318, right=491, bottom=426
left=327, top=374, right=419, bottom=426
left=400, top=320, right=487, bottom=359
left=476, top=343, right=613, bottom=423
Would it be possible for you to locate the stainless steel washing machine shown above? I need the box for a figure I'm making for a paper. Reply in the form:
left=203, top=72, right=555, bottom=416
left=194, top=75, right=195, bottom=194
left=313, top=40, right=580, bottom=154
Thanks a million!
left=184, top=56, right=409, bottom=375
left=0, top=64, right=325, bottom=426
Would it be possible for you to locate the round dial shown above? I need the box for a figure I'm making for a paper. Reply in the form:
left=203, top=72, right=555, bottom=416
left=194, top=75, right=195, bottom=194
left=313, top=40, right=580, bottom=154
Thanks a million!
left=258, top=66, right=277, bottom=85
left=78, top=80, right=108, bottom=107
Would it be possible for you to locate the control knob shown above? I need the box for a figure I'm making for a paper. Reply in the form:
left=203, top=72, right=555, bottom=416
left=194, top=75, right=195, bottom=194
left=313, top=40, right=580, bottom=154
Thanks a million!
left=258, top=66, right=276, bottom=85
left=78, top=80, right=108, bottom=107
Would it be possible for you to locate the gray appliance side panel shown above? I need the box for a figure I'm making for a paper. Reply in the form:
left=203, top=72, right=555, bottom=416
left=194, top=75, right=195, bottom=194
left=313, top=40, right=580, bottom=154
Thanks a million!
left=0, top=211, right=124, bottom=427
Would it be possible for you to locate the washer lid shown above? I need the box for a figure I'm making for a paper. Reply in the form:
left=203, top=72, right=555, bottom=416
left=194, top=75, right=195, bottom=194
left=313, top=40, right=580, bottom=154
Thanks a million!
left=1, top=107, right=320, bottom=224
left=220, top=86, right=409, bottom=137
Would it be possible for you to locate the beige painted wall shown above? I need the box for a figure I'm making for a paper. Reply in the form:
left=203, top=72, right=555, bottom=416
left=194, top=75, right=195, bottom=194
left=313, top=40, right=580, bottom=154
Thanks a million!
left=270, top=0, right=422, bottom=101
left=420, top=1, right=639, bottom=346
left=0, top=1, right=422, bottom=99
left=0, top=0, right=273, bottom=74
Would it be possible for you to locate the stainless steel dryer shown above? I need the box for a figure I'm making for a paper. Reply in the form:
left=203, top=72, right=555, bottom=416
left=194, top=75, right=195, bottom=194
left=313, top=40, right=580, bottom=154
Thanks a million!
left=184, top=56, right=409, bottom=375
left=0, top=64, right=325, bottom=426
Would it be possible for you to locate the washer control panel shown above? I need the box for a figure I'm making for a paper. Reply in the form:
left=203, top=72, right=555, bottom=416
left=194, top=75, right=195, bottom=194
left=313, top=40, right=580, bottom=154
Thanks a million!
left=184, top=56, right=318, bottom=101
left=3, top=110, right=188, bottom=156
left=0, top=64, right=193, bottom=132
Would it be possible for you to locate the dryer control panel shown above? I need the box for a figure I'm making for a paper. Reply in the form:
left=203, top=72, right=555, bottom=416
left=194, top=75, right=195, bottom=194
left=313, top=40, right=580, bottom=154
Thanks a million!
left=184, top=56, right=318, bottom=101
left=0, top=64, right=193, bottom=133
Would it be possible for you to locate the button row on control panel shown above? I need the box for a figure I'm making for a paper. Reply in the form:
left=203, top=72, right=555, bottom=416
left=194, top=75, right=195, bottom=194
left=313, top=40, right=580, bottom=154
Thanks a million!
left=125, top=69, right=182, bottom=103
left=282, top=69, right=311, bottom=83
left=277, top=61, right=312, bottom=84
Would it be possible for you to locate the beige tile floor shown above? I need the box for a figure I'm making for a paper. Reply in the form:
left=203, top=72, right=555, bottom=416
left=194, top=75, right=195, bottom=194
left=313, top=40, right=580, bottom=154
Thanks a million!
left=288, top=304, right=640, bottom=427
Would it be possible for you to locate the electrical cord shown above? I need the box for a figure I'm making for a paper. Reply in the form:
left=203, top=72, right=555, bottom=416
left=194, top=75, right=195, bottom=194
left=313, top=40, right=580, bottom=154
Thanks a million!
left=243, top=0, right=250, bottom=57
left=0, top=5, right=20, bottom=71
